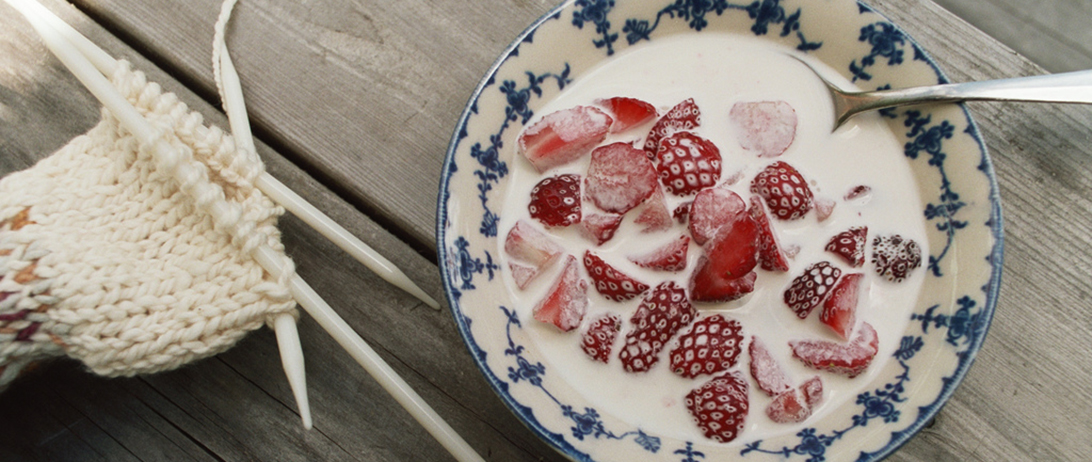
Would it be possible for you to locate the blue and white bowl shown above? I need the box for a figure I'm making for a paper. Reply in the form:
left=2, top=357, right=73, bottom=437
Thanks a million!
left=437, top=0, right=1002, bottom=460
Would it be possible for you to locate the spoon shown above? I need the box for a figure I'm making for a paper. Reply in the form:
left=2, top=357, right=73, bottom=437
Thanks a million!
left=791, top=56, right=1092, bottom=130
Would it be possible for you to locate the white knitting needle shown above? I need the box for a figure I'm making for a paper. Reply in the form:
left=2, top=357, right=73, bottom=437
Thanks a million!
left=6, top=0, right=440, bottom=312
left=9, top=3, right=485, bottom=461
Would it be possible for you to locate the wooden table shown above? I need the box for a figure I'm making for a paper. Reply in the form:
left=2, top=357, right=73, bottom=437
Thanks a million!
left=1, top=0, right=1090, bottom=460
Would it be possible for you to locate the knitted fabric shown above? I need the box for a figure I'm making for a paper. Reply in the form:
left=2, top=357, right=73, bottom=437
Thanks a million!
left=0, top=61, right=297, bottom=389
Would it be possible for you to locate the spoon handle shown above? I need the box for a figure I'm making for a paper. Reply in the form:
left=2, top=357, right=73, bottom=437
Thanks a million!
left=848, top=69, right=1092, bottom=113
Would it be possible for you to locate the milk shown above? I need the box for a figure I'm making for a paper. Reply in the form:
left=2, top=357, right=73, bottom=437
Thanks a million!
left=497, top=33, right=928, bottom=443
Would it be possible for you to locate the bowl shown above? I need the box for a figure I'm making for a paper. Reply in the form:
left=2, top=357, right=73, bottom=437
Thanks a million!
left=437, top=0, right=1002, bottom=460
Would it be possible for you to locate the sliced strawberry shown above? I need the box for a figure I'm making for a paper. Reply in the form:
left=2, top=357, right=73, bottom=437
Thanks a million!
left=814, top=196, right=835, bottom=222
left=585, top=142, right=659, bottom=214
left=504, top=220, right=563, bottom=269
left=581, top=313, right=621, bottom=363
left=619, top=281, right=696, bottom=373
left=669, top=314, right=744, bottom=378
left=845, top=185, right=872, bottom=201
left=784, top=261, right=842, bottom=319
left=820, top=273, right=863, bottom=340
left=509, top=262, right=539, bottom=290
left=673, top=201, right=692, bottom=224
left=529, top=174, right=582, bottom=227
left=749, top=335, right=793, bottom=397
left=597, top=97, right=657, bottom=133
left=644, top=98, right=701, bottom=158
left=633, top=188, right=672, bottom=233
left=583, top=251, right=649, bottom=302
left=826, top=227, right=868, bottom=267
left=872, top=234, right=922, bottom=283
left=749, top=196, right=790, bottom=272
left=800, top=376, right=824, bottom=408
left=702, top=213, right=760, bottom=280
left=766, top=388, right=810, bottom=424
left=689, top=256, right=756, bottom=303
left=629, top=235, right=690, bottom=272
left=688, top=187, right=747, bottom=246
left=532, top=255, right=588, bottom=332
left=750, top=161, right=814, bottom=221
left=729, top=100, right=798, bottom=158
left=578, top=213, right=623, bottom=246
left=519, top=105, right=612, bottom=173
left=686, top=371, right=749, bottom=443
left=655, top=131, right=722, bottom=196
left=790, top=322, right=878, bottom=378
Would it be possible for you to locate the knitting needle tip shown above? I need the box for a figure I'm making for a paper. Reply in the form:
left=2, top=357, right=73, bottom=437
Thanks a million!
left=274, top=313, right=312, bottom=430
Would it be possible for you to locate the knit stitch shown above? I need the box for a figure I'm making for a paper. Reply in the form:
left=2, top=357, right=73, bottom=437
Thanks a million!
left=0, top=61, right=297, bottom=389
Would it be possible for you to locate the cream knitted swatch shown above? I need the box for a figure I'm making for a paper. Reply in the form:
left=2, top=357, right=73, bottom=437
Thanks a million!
left=0, top=61, right=297, bottom=388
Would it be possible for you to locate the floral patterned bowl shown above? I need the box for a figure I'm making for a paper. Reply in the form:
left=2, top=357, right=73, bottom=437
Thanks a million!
left=437, top=0, right=1002, bottom=460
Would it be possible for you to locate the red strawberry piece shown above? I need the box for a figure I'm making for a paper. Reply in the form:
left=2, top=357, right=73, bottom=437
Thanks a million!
left=519, top=105, right=612, bottom=173
left=784, top=261, right=842, bottom=319
left=532, top=255, right=588, bottom=332
left=729, top=100, right=798, bottom=158
left=578, top=213, right=623, bottom=246
left=702, top=213, right=760, bottom=280
left=826, top=227, right=868, bottom=267
left=669, top=314, right=744, bottom=378
left=689, top=256, right=757, bottom=303
left=597, top=96, right=657, bottom=133
left=872, top=234, right=923, bottom=282
left=749, top=335, right=793, bottom=397
left=629, top=235, right=690, bottom=272
left=766, top=388, right=811, bottom=424
left=644, top=98, right=701, bottom=158
left=619, top=281, right=696, bottom=373
left=504, top=220, right=563, bottom=269
left=790, top=322, right=878, bottom=378
left=509, top=262, right=539, bottom=290
left=633, top=188, right=672, bottom=233
left=845, top=185, right=872, bottom=201
left=688, top=187, right=747, bottom=246
left=750, top=161, right=814, bottom=220
left=749, top=196, right=790, bottom=272
left=585, top=142, right=659, bottom=214
left=529, top=174, right=582, bottom=227
left=800, top=376, right=823, bottom=408
left=655, top=131, right=722, bottom=196
left=814, top=196, right=835, bottom=222
left=581, top=313, right=621, bottom=363
left=686, top=371, right=749, bottom=443
left=820, top=273, right=864, bottom=340
left=673, top=201, right=692, bottom=224
left=583, top=251, right=650, bottom=302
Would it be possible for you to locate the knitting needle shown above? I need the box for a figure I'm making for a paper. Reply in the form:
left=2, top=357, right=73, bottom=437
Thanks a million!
left=9, top=5, right=486, bottom=461
left=9, top=0, right=440, bottom=312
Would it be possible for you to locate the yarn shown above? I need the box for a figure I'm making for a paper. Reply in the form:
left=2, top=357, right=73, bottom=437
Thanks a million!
left=0, top=60, right=297, bottom=389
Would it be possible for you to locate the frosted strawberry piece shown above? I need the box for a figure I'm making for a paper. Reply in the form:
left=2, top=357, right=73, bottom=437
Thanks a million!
left=751, top=161, right=814, bottom=221
left=845, top=185, right=872, bottom=201
left=583, top=250, right=649, bottom=302
left=729, top=100, right=798, bottom=158
left=784, top=261, right=841, bottom=319
left=632, top=188, right=672, bottom=233
left=644, top=98, right=701, bottom=159
left=800, top=376, right=824, bottom=408
left=578, top=213, right=623, bottom=246
left=619, top=281, right=696, bottom=373
left=669, top=314, right=744, bottom=378
left=790, top=322, right=878, bottom=378
left=508, top=262, right=539, bottom=290
left=749, top=336, right=793, bottom=397
left=532, top=255, right=588, bottom=332
left=596, top=96, right=657, bottom=133
left=689, top=256, right=756, bottom=303
left=872, top=234, right=922, bottom=283
left=766, top=388, right=810, bottom=423
left=826, top=227, right=868, bottom=267
left=519, top=105, right=613, bottom=173
left=686, top=371, right=749, bottom=443
left=820, top=273, right=864, bottom=340
left=504, top=220, right=562, bottom=270
left=581, top=313, right=621, bottom=363
left=629, top=235, right=689, bottom=272
left=585, top=142, right=659, bottom=214
left=814, top=196, right=836, bottom=222
left=688, top=187, right=747, bottom=246
left=672, top=201, right=692, bottom=224
left=749, top=196, right=790, bottom=272
left=655, top=131, right=722, bottom=196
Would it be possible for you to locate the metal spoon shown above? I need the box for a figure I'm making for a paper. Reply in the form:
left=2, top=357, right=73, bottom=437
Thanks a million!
left=791, top=56, right=1092, bottom=130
